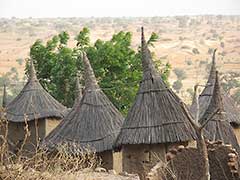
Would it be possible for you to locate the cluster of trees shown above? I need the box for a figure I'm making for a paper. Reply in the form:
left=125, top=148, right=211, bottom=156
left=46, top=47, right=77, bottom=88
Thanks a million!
left=29, top=27, right=171, bottom=114
left=221, top=72, right=240, bottom=106
left=0, top=65, right=24, bottom=104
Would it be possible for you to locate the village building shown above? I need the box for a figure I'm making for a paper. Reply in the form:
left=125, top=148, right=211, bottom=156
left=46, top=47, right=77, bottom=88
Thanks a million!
left=199, top=71, right=240, bottom=152
left=43, top=53, right=124, bottom=170
left=190, top=49, right=240, bottom=143
left=5, top=60, right=67, bottom=153
left=114, top=27, right=196, bottom=179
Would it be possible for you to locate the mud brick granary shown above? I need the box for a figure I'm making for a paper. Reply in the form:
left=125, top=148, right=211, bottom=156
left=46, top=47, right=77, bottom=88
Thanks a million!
left=114, top=27, right=196, bottom=179
left=43, top=53, right=124, bottom=170
left=5, top=60, right=66, bottom=153
left=190, top=49, right=240, bottom=143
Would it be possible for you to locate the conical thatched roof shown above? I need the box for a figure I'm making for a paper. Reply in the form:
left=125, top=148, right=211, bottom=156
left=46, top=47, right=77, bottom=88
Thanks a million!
left=115, top=27, right=196, bottom=147
left=200, top=71, right=240, bottom=151
left=43, top=53, right=124, bottom=153
left=5, top=60, right=67, bottom=122
left=2, top=84, right=7, bottom=108
left=190, top=50, right=240, bottom=126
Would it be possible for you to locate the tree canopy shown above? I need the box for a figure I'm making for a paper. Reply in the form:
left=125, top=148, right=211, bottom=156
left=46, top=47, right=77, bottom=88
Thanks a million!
left=29, top=27, right=171, bottom=115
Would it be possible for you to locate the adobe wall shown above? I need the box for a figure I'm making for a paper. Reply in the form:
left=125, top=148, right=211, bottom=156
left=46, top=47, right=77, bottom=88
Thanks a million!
left=122, top=144, right=166, bottom=180
left=45, top=118, right=61, bottom=136
left=98, top=150, right=113, bottom=170
left=7, top=119, right=46, bottom=154
left=121, top=142, right=189, bottom=180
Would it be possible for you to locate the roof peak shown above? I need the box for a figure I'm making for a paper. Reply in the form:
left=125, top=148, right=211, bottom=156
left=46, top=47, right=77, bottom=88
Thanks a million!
left=141, top=27, right=157, bottom=78
left=29, top=59, right=38, bottom=81
left=210, top=70, right=224, bottom=112
left=82, top=52, right=99, bottom=90
left=207, top=49, right=217, bottom=84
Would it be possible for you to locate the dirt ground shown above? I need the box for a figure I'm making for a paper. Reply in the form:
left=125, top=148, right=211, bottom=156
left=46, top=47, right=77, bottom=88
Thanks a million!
left=0, top=16, right=240, bottom=103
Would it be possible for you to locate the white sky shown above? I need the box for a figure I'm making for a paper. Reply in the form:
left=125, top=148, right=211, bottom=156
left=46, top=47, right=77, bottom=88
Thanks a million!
left=0, top=0, right=239, bottom=18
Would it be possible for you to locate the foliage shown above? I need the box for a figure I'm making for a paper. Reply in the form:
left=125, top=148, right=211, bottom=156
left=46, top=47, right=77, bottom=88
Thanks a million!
left=173, top=68, right=186, bottom=80
left=192, top=48, right=200, bottom=55
left=0, top=68, right=23, bottom=105
left=29, top=28, right=171, bottom=115
left=29, top=31, right=80, bottom=106
left=186, top=88, right=194, bottom=99
left=147, top=32, right=159, bottom=47
left=172, top=80, right=183, bottom=93
left=221, top=72, right=240, bottom=93
left=220, top=71, right=240, bottom=105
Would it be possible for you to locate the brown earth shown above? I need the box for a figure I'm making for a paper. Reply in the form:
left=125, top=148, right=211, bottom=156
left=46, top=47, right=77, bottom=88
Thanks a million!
left=0, top=16, right=240, bottom=103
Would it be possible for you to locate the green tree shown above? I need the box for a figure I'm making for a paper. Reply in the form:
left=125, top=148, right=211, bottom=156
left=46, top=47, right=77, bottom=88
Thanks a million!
left=29, top=28, right=171, bottom=115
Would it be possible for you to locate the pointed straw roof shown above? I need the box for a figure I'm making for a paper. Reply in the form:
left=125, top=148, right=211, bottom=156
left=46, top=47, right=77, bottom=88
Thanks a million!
left=190, top=49, right=240, bottom=126
left=2, top=84, right=7, bottom=108
left=72, top=73, right=83, bottom=109
left=115, top=27, right=196, bottom=147
left=43, top=53, right=124, bottom=153
left=200, top=71, right=240, bottom=151
left=6, top=59, right=67, bottom=122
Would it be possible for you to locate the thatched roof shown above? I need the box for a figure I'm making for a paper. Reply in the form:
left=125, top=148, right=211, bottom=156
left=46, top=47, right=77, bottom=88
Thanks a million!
left=72, top=73, right=83, bottom=109
left=190, top=50, right=240, bottom=126
left=5, top=60, right=67, bottom=122
left=115, top=27, right=196, bottom=147
left=43, top=53, right=124, bottom=153
left=2, top=84, right=7, bottom=108
left=200, top=71, right=240, bottom=151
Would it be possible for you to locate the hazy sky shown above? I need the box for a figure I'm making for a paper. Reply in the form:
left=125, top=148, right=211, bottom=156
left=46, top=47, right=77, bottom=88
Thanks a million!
left=0, top=0, right=240, bottom=18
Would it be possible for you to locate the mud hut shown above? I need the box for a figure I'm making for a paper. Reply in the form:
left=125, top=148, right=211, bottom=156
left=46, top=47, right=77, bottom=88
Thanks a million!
left=199, top=71, right=240, bottom=152
left=114, top=27, right=196, bottom=179
left=43, top=53, right=124, bottom=170
left=190, top=50, right=240, bottom=142
left=5, top=60, right=67, bottom=153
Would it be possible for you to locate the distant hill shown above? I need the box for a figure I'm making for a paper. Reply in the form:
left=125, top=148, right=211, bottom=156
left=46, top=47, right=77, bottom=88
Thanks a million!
left=0, top=15, right=240, bottom=103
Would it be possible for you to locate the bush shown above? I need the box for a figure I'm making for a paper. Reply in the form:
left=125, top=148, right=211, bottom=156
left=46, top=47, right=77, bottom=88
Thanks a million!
left=192, top=48, right=200, bottom=55
left=172, top=80, right=183, bottom=93
left=0, top=115, right=100, bottom=180
left=173, top=68, right=187, bottom=80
